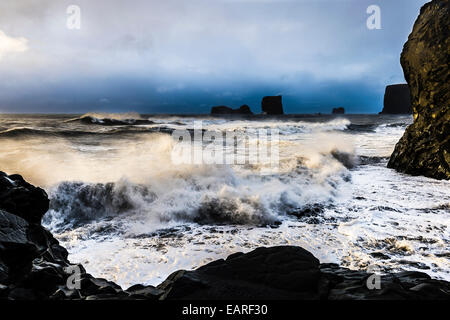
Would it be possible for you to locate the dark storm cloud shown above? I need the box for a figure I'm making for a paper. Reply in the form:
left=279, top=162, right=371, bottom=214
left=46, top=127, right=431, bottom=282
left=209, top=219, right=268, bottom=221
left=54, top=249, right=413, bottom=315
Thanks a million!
left=0, top=0, right=428, bottom=113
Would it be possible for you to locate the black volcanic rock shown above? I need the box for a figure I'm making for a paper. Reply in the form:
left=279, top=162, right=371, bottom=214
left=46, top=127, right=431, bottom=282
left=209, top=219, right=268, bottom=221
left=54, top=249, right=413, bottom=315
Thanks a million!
left=158, top=246, right=321, bottom=300
left=261, top=96, right=283, bottom=115
left=332, top=107, right=345, bottom=114
left=211, top=105, right=253, bottom=115
left=159, top=246, right=450, bottom=300
left=0, top=172, right=49, bottom=224
left=388, top=0, right=450, bottom=180
left=380, top=84, right=412, bottom=114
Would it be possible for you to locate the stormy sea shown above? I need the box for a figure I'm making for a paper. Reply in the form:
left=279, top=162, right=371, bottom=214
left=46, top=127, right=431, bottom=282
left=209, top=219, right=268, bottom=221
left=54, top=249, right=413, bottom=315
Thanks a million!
left=0, top=113, right=448, bottom=288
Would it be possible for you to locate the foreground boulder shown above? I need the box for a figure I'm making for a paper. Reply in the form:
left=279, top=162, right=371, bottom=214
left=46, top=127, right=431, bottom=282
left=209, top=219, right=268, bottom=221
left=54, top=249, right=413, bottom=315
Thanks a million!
left=388, top=0, right=450, bottom=179
left=158, top=246, right=450, bottom=300
left=0, top=172, right=49, bottom=224
left=261, top=96, right=284, bottom=115
left=1, top=171, right=449, bottom=300
left=380, top=84, right=412, bottom=114
left=211, top=105, right=253, bottom=115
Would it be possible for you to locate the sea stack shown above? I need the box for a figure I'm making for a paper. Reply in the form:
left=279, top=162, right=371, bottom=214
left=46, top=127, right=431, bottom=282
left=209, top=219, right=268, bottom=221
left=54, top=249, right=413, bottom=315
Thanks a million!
left=211, top=105, right=253, bottom=115
left=332, top=107, right=345, bottom=114
left=261, top=96, right=284, bottom=115
left=388, top=0, right=449, bottom=180
left=380, top=84, right=412, bottom=114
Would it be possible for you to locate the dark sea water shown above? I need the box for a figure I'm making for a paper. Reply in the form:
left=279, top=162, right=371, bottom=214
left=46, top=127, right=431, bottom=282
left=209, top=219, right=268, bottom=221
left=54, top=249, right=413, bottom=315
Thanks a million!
left=0, top=112, right=448, bottom=287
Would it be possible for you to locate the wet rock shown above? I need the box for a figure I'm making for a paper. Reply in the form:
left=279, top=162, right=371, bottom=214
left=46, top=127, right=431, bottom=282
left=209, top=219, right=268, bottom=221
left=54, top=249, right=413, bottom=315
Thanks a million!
left=126, top=284, right=164, bottom=300
left=8, top=287, right=37, bottom=300
left=370, top=252, right=391, bottom=260
left=287, top=204, right=324, bottom=224
left=0, top=210, right=41, bottom=283
left=397, top=260, right=430, bottom=270
left=79, top=276, right=122, bottom=297
left=159, top=247, right=450, bottom=300
left=159, top=246, right=321, bottom=299
left=379, top=84, right=412, bottom=114
left=388, top=0, right=450, bottom=180
left=261, top=96, right=283, bottom=115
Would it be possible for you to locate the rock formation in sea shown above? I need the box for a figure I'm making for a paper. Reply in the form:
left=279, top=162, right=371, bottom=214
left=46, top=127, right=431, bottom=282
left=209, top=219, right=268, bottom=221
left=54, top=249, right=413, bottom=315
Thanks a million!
left=379, top=84, right=412, bottom=114
left=210, top=105, right=253, bottom=115
left=332, top=107, right=345, bottom=114
left=0, top=172, right=49, bottom=225
left=388, top=0, right=449, bottom=180
left=261, top=96, right=284, bottom=115
left=1, top=171, right=449, bottom=300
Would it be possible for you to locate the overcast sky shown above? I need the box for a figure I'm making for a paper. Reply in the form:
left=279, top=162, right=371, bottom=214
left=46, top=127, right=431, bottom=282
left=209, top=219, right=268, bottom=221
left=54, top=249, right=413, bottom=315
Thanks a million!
left=0, top=0, right=427, bottom=114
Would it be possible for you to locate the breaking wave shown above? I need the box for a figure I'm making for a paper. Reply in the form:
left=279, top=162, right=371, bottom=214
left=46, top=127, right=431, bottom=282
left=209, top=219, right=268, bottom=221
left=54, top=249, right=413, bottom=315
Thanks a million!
left=66, top=112, right=155, bottom=126
left=42, top=133, right=355, bottom=233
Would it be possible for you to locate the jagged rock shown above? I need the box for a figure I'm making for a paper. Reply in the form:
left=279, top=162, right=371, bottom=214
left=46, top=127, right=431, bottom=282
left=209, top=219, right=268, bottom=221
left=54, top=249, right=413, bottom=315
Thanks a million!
left=211, top=105, right=253, bottom=115
left=261, top=96, right=284, bottom=115
left=126, top=284, right=164, bottom=300
left=332, top=107, right=345, bottom=114
left=79, top=276, right=122, bottom=296
left=159, top=246, right=450, bottom=300
left=158, top=246, right=321, bottom=300
left=0, top=171, right=49, bottom=224
left=380, top=84, right=412, bottom=114
left=388, top=0, right=450, bottom=180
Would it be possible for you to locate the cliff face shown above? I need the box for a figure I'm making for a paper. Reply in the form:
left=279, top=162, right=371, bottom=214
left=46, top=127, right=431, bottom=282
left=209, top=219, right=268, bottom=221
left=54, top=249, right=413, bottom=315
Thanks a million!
left=388, top=0, right=450, bottom=180
left=380, top=84, right=412, bottom=114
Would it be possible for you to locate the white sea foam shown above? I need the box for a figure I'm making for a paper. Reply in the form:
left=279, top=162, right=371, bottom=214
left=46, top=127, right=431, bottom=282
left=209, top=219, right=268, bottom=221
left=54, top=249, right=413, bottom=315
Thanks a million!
left=1, top=113, right=448, bottom=288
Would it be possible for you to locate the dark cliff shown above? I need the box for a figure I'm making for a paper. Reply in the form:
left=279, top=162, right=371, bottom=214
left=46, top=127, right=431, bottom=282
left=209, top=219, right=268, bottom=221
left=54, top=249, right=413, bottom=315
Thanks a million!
left=388, top=0, right=450, bottom=180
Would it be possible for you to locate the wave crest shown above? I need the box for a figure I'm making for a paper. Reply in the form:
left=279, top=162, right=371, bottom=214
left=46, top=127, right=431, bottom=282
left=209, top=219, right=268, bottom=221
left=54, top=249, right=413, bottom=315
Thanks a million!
left=66, top=112, right=155, bottom=126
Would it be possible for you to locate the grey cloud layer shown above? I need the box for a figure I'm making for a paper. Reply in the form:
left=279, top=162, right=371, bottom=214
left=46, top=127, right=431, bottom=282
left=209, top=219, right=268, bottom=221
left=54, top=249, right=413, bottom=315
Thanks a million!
left=0, top=0, right=427, bottom=113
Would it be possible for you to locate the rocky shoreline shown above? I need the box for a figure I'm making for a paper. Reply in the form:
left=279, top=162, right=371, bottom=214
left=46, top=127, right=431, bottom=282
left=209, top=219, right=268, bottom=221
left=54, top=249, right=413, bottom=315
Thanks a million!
left=1, top=171, right=449, bottom=300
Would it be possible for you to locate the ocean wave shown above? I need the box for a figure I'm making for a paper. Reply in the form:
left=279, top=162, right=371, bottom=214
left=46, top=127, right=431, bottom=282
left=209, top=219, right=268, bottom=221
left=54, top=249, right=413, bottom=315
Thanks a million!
left=44, top=178, right=280, bottom=231
left=43, top=149, right=351, bottom=232
left=0, top=126, right=175, bottom=139
left=44, top=180, right=157, bottom=230
left=66, top=112, right=155, bottom=126
left=344, top=123, right=378, bottom=133
left=203, top=118, right=352, bottom=135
